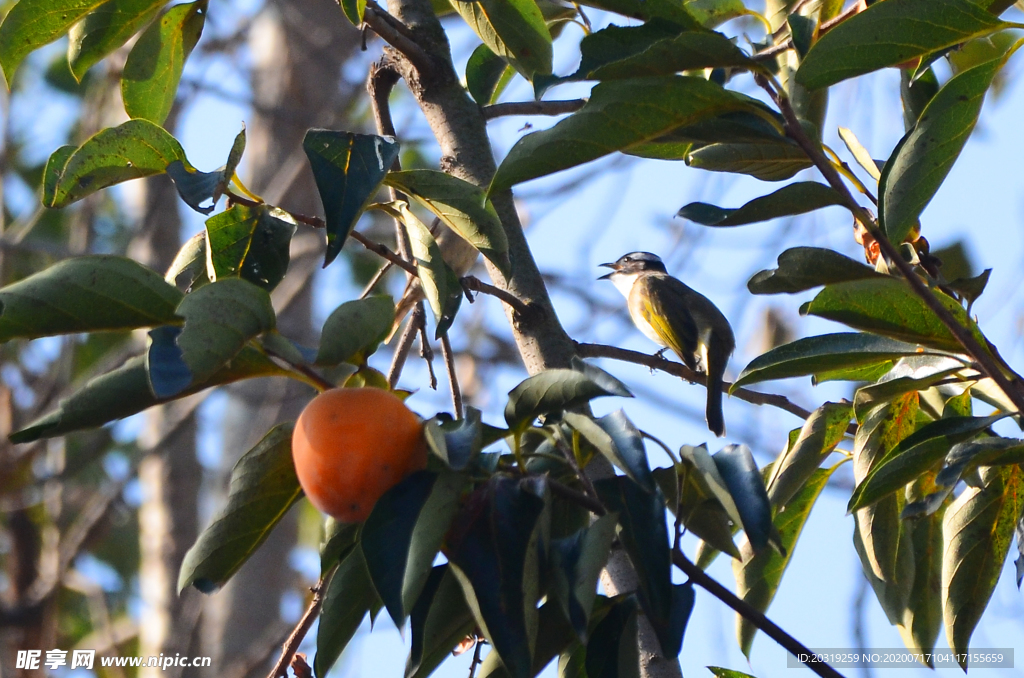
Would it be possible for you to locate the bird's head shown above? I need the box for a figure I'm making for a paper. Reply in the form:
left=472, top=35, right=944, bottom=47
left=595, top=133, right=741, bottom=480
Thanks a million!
left=598, top=252, right=667, bottom=280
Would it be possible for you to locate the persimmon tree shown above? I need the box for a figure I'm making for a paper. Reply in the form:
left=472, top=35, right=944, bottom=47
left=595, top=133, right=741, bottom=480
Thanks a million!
left=1, top=0, right=1023, bottom=677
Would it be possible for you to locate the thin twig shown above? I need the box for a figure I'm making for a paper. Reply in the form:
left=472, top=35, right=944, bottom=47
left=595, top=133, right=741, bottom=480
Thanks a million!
left=575, top=342, right=841, bottom=428
left=266, top=579, right=327, bottom=678
left=762, top=79, right=1024, bottom=417
left=350, top=230, right=419, bottom=276
left=368, top=58, right=413, bottom=263
left=390, top=304, right=425, bottom=388
left=549, top=478, right=606, bottom=515
left=261, top=345, right=336, bottom=392
left=418, top=310, right=438, bottom=389
left=751, top=2, right=862, bottom=62
left=482, top=99, right=587, bottom=120
left=672, top=549, right=845, bottom=678
left=361, top=1, right=435, bottom=75
left=440, top=333, right=463, bottom=416
left=461, top=275, right=536, bottom=319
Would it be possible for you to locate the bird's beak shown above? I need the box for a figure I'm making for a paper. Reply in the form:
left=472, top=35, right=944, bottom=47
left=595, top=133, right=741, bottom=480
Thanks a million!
left=597, top=262, right=620, bottom=280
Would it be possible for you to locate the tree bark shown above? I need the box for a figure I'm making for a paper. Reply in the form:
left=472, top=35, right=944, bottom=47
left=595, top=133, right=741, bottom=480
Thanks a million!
left=380, top=3, right=681, bottom=675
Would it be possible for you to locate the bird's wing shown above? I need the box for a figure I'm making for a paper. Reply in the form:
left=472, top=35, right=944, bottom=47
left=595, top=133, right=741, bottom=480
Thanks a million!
left=636, top=275, right=700, bottom=367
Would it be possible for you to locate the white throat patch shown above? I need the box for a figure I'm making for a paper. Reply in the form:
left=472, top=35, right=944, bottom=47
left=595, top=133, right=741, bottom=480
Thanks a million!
left=608, top=271, right=641, bottom=299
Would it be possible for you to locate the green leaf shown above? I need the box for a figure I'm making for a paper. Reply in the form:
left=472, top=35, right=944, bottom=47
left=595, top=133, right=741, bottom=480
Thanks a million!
left=880, top=52, right=1008, bottom=244
left=684, top=0, right=747, bottom=27
left=852, top=363, right=964, bottom=418
left=801, top=277, right=985, bottom=353
left=165, top=231, right=210, bottom=291
left=571, top=22, right=751, bottom=81
left=685, top=141, right=811, bottom=181
left=147, top=278, right=275, bottom=398
left=362, top=470, right=469, bottom=626
left=897, top=477, right=946, bottom=661
left=467, top=43, right=512, bottom=104
left=936, top=437, right=1024, bottom=490
left=707, top=668, right=757, bottom=678
left=398, top=203, right=463, bottom=337
left=766, top=401, right=851, bottom=510
left=339, top=0, right=367, bottom=24
left=383, top=170, right=511, bottom=277
left=478, top=600, right=579, bottom=678
left=562, top=410, right=654, bottom=493
left=204, top=203, right=296, bottom=291
left=9, top=346, right=288, bottom=443
left=165, top=126, right=246, bottom=214
left=735, top=463, right=839, bottom=656
left=67, top=0, right=166, bottom=81
left=575, top=0, right=700, bottom=28
left=653, top=465, right=739, bottom=559
left=0, top=0, right=107, bottom=86
left=177, top=423, right=300, bottom=592
left=679, top=183, right=843, bottom=227
left=319, top=519, right=359, bottom=573
left=303, top=129, right=400, bottom=267
left=490, top=75, right=753, bottom=193
left=747, top=246, right=881, bottom=295
left=315, top=545, right=381, bottom=678
left=424, top=407, right=490, bottom=471
left=943, top=464, right=1023, bottom=666
left=316, top=295, right=395, bottom=366
left=585, top=595, right=640, bottom=678
left=795, top=0, right=1007, bottom=90
left=901, top=67, right=941, bottom=132
left=504, top=359, right=632, bottom=429
left=0, top=255, right=182, bottom=342
left=733, top=332, right=927, bottom=389
left=445, top=475, right=547, bottom=678
left=713, top=444, right=781, bottom=555
left=42, top=119, right=185, bottom=208
left=406, top=565, right=476, bottom=678
left=121, top=0, right=206, bottom=124
left=594, top=477, right=673, bottom=656
left=450, top=0, right=552, bottom=78
left=548, top=514, right=617, bottom=642
left=848, top=414, right=1005, bottom=512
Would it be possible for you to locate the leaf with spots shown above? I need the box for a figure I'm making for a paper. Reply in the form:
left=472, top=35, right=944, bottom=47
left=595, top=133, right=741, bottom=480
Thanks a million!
left=0, top=0, right=108, bottom=86
left=67, top=0, right=168, bottom=81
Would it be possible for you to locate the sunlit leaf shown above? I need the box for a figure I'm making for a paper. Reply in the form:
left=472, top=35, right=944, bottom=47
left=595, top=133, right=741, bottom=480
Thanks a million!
left=204, top=203, right=296, bottom=291
left=504, top=359, right=632, bottom=429
left=685, top=141, right=811, bottom=181
left=451, top=0, right=552, bottom=78
left=399, top=202, right=463, bottom=337
left=67, top=0, right=167, bottom=80
left=0, top=0, right=108, bottom=86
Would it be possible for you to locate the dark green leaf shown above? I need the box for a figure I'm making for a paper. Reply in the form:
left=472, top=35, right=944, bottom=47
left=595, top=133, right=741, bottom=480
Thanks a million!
left=165, top=126, right=245, bottom=214
left=0, top=255, right=181, bottom=342
left=854, top=508, right=915, bottom=625
left=881, top=52, right=1008, bottom=244
left=320, top=519, right=359, bottom=573
left=467, top=43, right=512, bottom=104
left=574, top=0, right=700, bottom=28
left=707, top=668, right=757, bottom=678
left=548, top=513, right=617, bottom=641
left=424, top=407, right=487, bottom=471
left=653, top=465, right=739, bottom=559
left=399, top=203, right=463, bottom=337
left=0, top=0, right=107, bottom=85
left=490, top=76, right=753, bottom=193
left=316, top=295, right=395, bottom=366
left=748, top=247, right=881, bottom=295
left=384, top=170, right=511, bottom=277
left=362, top=470, right=468, bottom=626
left=897, top=477, right=946, bottom=661
left=795, top=0, right=1006, bottom=90
left=9, top=346, right=288, bottom=443
left=812, top=360, right=895, bottom=386
left=713, top=444, right=781, bottom=554
left=477, top=600, right=579, bottom=678
left=302, top=129, right=400, bottom=267
left=67, top=0, right=166, bottom=80
left=766, top=401, right=851, bottom=510
left=315, top=545, right=380, bottom=678
left=735, top=464, right=838, bottom=656
left=848, top=414, right=1005, bottom=512
left=148, top=279, right=275, bottom=397
left=585, top=595, right=640, bottom=678
left=121, top=0, right=206, bottom=125
left=801, top=277, right=985, bottom=353
left=406, top=565, right=476, bottom=678
left=562, top=410, right=653, bottom=493
left=733, top=333, right=927, bottom=389
left=42, top=119, right=185, bottom=208
left=504, top=360, right=632, bottom=429
left=942, top=464, right=1023, bottom=665
left=936, top=437, right=1024, bottom=490
left=900, top=67, right=940, bottom=131
left=450, top=0, right=552, bottom=78
left=594, top=477, right=672, bottom=655
left=680, top=183, right=843, bottom=227
left=685, top=141, right=811, bottom=181
left=204, top=203, right=296, bottom=291
left=445, top=475, right=547, bottom=678
left=787, top=13, right=815, bottom=58
left=177, top=424, right=300, bottom=592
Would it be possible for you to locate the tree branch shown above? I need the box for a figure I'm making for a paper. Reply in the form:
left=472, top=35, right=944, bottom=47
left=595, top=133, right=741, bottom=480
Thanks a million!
left=461, top=275, right=536, bottom=320
left=482, top=99, right=587, bottom=120
left=439, top=332, right=463, bottom=416
left=349, top=230, right=418, bottom=276
left=762, top=80, right=1024, bottom=417
left=266, top=578, right=327, bottom=678
left=672, top=549, right=844, bottom=678
left=362, top=1, right=435, bottom=75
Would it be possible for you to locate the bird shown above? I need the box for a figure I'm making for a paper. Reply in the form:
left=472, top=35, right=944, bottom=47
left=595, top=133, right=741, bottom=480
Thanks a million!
left=599, top=252, right=735, bottom=437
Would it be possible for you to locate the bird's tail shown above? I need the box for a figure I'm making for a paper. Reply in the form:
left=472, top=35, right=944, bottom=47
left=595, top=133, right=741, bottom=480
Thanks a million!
left=706, top=372, right=726, bottom=437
